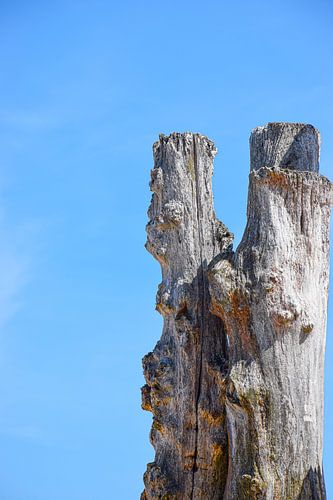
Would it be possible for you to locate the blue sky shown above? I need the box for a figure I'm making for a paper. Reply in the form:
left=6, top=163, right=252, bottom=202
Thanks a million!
left=0, top=1, right=332, bottom=498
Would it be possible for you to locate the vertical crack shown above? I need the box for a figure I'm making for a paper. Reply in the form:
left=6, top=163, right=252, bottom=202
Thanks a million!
left=190, top=135, right=209, bottom=499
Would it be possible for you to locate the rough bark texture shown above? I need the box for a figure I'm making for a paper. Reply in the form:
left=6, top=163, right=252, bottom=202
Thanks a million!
left=142, top=123, right=332, bottom=499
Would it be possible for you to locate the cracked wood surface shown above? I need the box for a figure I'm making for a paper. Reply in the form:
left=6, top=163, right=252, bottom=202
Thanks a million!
left=141, top=123, right=332, bottom=499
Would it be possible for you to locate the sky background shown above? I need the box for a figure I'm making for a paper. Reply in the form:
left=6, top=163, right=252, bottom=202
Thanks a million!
left=0, top=1, right=332, bottom=498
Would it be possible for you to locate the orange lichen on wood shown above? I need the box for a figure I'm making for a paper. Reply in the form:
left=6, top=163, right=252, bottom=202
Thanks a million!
left=200, top=408, right=225, bottom=426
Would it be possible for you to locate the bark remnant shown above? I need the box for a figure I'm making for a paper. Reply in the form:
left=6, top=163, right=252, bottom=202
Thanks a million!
left=142, top=123, right=332, bottom=499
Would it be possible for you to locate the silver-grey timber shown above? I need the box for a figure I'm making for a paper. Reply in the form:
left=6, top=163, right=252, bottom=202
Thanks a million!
left=142, top=123, right=332, bottom=499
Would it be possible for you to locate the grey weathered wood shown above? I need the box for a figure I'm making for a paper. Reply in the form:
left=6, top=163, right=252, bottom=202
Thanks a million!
left=142, top=133, right=232, bottom=499
left=142, top=124, right=332, bottom=499
left=250, top=122, right=320, bottom=173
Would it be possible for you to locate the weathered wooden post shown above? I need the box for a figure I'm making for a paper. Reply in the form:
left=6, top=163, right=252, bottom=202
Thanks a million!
left=142, top=124, right=332, bottom=499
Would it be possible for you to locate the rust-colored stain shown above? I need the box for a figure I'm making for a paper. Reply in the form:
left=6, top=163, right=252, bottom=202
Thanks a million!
left=264, top=170, right=289, bottom=190
left=200, top=408, right=225, bottom=426
left=183, top=452, right=195, bottom=471
left=212, top=443, right=228, bottom=488
left=210, top=297, right=226, bottom=321
left=212, top=443, right=223, bottom=464
left=152, top=419, right=164, bottom=433
left=230, top=290, right=256, bottom=357
left=141, top=384, right=153, bottom=412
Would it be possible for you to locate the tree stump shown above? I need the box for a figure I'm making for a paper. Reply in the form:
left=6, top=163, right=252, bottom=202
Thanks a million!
left=142, top=123, right=332, bottom=499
